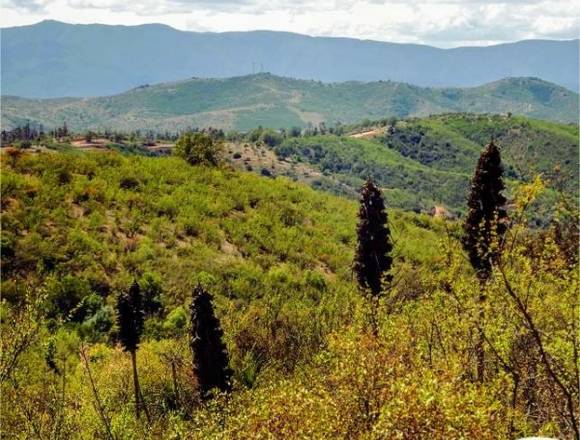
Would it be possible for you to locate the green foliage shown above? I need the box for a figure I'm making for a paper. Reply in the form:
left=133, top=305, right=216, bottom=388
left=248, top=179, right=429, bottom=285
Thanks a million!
left=259, top=129, right=284, bottom=147
left=46, top=275, right=93, bottom=320
left=274, top=114, right=577, bottom=214
left=276, top=134, right=469, bottom=211
left=174, top=132, right=223, bottom=166
left=1, top=149, right=577, bottom=438
left=163, top=306, right=187, bottom=335
left=79, top=303, right=114, bottom=341
left=140, top=272, right=164, bottom=316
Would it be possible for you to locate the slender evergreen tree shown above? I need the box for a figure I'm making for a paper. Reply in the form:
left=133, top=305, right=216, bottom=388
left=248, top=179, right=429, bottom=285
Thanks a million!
left=353, top=178, right=393, bottom=297
left=462, top=139, right=507, bottom=281
left=116, top=280, right=147, bottom=420
left=190, top=284, right=232, bottom=399
left=462, top=139, right=507, bottom=382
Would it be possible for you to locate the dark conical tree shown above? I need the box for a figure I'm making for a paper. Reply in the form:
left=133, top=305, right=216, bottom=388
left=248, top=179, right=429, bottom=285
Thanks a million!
left=116, top=280, right=147, bottom=420
left=462, top=139, right=508, bottom=281
left=354, top=178, right=393, bottom=297
left=190, top=284, right=232, bottom=399
left=462, top=140, right=507, bottom=382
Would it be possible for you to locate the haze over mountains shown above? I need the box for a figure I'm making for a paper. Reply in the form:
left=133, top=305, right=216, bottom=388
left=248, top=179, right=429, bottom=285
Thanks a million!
left=1, top=20, right=578, bottom=99
left=3, top=74, right=577, bottom=131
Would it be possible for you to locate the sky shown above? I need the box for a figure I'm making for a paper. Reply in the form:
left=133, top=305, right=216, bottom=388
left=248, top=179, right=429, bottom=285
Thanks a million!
left=1, top=0, right=579, bottom=47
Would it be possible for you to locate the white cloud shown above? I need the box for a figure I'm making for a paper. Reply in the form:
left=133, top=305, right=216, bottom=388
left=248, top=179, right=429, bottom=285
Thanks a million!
left=1, top=0, right=579, bottom=47
left=3, top=0, right=52, bottom=12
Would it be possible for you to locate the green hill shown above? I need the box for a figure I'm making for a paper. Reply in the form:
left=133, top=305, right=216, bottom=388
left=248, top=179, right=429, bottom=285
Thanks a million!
left=2, top=149, right=577, bottom=438
left=262, top=114, right=577, bottom=214
left=2, top=74, right=578, bottom=131
left=1, top=150, right=445, bottom=389
left=3, top=113, right=576, bottom=214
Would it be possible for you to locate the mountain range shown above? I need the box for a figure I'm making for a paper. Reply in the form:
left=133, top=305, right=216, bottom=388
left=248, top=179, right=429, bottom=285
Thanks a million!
left=2, top=74, right=577, bottom=131
left=1, top=20, right=578, bottom=98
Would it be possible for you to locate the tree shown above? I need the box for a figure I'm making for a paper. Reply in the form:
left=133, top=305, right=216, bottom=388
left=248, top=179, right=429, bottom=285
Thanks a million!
left=462, top=140, right=507, bottom=382
left=174, top=132, right=223, bottom=166
left=189, top=284, right=232, bottom=399
left=353, top=178, right=393, bottom=298
left=289, top=126, right=302, bottom=138
left=462, top=140, right=507, bottom=281
left=116, top=281, right=148, bottom=420
left=260, top=129, right=284, bottom=147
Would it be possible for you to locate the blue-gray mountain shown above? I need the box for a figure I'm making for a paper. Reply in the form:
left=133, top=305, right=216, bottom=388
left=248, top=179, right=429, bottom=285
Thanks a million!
left=1, top=20, right=578, bottom=98
left=2, top=74, right=577, bottom=131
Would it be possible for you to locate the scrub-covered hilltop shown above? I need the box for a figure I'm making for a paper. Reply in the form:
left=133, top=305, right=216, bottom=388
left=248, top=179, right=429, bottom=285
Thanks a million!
left=2, top=74, right=578, bottom=132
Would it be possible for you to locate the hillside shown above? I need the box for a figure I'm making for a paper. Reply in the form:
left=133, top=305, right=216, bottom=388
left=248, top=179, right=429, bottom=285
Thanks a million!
left=1, top=20, right=578, bottom=98
left=2, top=75, right=578, bottom=132
left=270, top=114, right=578, bottom=212
left=2, top=149, right=578, bottom=438
left=2, top=113, right=576, bottom=215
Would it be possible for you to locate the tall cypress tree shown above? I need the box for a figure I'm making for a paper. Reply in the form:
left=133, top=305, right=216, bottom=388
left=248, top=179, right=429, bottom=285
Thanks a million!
left=354, top=178, right=393, bottom=297
left=190, top=284, right=232, bottom=399
left=116, top=280, right=146, bottom=419
left=462, top=140, right=507, bottom=382
left=463, top=139, right=507, bottom=281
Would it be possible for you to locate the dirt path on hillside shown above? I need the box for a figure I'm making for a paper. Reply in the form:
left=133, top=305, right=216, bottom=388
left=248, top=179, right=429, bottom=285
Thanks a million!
left=349, top=128, right=384, bottom=139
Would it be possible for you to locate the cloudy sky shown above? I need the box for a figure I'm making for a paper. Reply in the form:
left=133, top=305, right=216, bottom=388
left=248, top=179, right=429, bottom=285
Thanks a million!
left=1, top=0, right=579, bottom=47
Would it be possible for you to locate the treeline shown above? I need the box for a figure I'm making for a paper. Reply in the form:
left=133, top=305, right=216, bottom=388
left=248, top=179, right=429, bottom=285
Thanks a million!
left=234, top=122, right=349, bottom=147
left=1, top=121, right=68, bottom=147
left=0, top=122, right=179, bottom=147
left=0, top=121, right=349, bottom=149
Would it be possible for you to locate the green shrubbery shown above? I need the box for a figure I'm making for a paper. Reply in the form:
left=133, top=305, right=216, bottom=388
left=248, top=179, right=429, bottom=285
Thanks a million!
left=1, top=149, right=578, bottom=438
left=174, top=132, right=224, bottom=166
left=274, top=114, right=577, bottom=215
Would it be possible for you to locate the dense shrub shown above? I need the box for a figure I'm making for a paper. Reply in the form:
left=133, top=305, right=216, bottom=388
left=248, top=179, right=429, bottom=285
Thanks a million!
left=174, top=132, right=223, bottom=166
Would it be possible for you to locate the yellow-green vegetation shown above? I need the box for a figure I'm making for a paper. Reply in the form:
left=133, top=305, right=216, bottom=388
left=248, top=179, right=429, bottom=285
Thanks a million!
left=1, top=150, right=578, bottom=438
left=3, top=113, right=576, bottom=218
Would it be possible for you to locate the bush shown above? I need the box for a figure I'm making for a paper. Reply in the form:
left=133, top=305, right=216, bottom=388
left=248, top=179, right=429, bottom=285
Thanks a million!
left=119, top=175, right=140, bottom=190
left=18, top=140, right=32, bottom=149
left=162, top=306, right=187, bottom=336
left=260, top=129, right=284, bottom=147
left=140, top=272, right=163, bottom=316
left=79, top=305, right=114, bottom=341
left=174, top=132, right=223, bottom=166
left=46, top=275, right=93, bottom=320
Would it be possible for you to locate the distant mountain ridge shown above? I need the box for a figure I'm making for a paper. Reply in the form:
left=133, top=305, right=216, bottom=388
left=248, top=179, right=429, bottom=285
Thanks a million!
left=2, top=74, right=577, bottom=131
left=1, top=20, right=578, bottom=98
